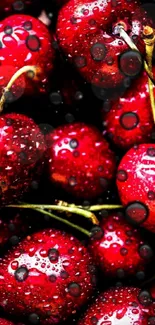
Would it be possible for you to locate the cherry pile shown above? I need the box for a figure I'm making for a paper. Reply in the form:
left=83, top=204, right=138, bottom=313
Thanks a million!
left=0, top=0, right=155, bottom=325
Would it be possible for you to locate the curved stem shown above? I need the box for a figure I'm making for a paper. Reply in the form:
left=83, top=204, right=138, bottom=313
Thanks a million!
left=119, top=26, right=155, bottom=85
left=143, top=26, right=155, bottom=122
left=0, top=65, right=38, bottom=112
left=7, top=203, right=99, bottom=225
left=33, top=208, right=91, bottom=237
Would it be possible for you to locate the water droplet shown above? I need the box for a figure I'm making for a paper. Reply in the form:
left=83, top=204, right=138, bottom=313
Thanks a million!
left=68, top=282, right=81, bottom=297
left=28, top=313, right=40, bottom=324
left=119, top=50, right=143, bottom=77
left=125, top=202, right=148, bottom=225
left=49, top=274, right=57, bottom=282
left=48, top=248, right=59, bottom=262
left=138, top=290, right=152, bottom=306
left=74, top=56, right=87, bottom=68
left=50, top=92, right=62, bottom=105
left=23, top=21, right=32, bottom=31
left=100, top=177, right=108, bottom=189
left=91, top=316, right=98, bottom=324
left=26, top=35, right=40, bottom=52
left=15, top=266, right=29, bottom=282
left=120, top=248, right=128, bottom=256
left=91, top=226, right=104, bottom=240
left=117, top=170, right=128, bottom=182
left=147, top=147, right=155, bottom=157
left=90, top=43, right=107, bottom=61
left=136, top=271, right=145, bottom=280
left=4, top=26, right=13, bottom=35
left=69, top=139, right=79, bottom=149
left=139, top=244, right=153, bottom=260
left=60, top=270, right=69, bottom=279
left=148, top=316, right=155, bottom=325
left=68, top=176, right=77, bottom=186
left=13, top=0, right=24, bottom=11
left=147, top=191, right=155, bottom=200
left=120, top=112, right=139, bottom=130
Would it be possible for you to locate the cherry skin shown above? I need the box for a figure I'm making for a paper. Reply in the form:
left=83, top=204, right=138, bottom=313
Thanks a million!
left=0, top=14, right=54, bottom=95
left=78, top=287, right=155, bottom=325
left=0, top=228, right=96, bottom=324
left=103, top=69, right=154, bottom=150
left=117, top=144, right=155, bottom=233
left=47, top=123, right=116, bottom=199
left=56, top=0, right=150, bottom=88
left=89, top=213, right=153, bottom=278
left=0, top=112, right=45, bottom=205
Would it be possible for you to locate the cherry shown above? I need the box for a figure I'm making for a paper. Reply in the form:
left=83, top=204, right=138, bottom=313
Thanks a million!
left=0, top=228, right=96, bottom=324
left=47, top=123, right=116, bottom=199
left=0, top=14, right=54, bottom=95
left=103, top=68, right=154, bottom=150
left=89, top=212, right=153, bottom=278
left=78, top=287, right=155, bottom=325
left=56, top=0, right=151, bottom=88
left=117, top=144, right=155, bottom=233
left=0, top=112, right=45, bottom=205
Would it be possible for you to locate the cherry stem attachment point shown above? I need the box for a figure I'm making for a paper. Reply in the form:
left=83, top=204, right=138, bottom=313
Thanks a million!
left=118, top=26, right=155, bottom=85
left=143, top=26, right=155, bottom=123
left=7, top=203, right=99, bottom=225
left=0, top=65, right=38, bottom=113
left=56, top=200, right=123, bottom=212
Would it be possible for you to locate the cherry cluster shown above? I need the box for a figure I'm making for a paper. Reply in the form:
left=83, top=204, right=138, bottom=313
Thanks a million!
left=0, top=0, right=155, bottom=325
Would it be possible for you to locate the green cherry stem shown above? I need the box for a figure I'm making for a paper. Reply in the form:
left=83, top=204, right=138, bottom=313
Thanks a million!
left=56, top=200, right=123, bottom=211
left=143, top=25, right=155, bottom=123
left=32, top=208, right=91, bottom=237
left=7, top=203, right=99, bottom=225
left=0, top=65, right=38, bottom=113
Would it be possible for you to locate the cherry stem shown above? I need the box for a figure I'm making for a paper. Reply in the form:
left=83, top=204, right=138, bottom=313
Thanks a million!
left=143, top=26, right=155, bottom=123
left=56, top=200, right=123, bottom=211
left=118, top=26, right=155, bottom=85
left=31, top=207, right=91, bottom=237
left=0, top=65, right=38, bottom=113
left=7, top=203, right=99, bottom=225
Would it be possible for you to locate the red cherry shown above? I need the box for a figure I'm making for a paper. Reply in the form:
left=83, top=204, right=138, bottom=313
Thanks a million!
left=117, top=144, right=155, bottom=232
left=56, top=0, right=150, bottom=88
left=89, top=213, right=153, bottom=278
left=0, top=113, right=45, bottom=205
left=0, top=14, right=54, bottom=95
left=103, top=69, right=154, bottom=149
left=47, top=123, right=116, bottom=199
left=0, top=228, right=96, bottom=324
left=78, top=287, right=155, bottom=325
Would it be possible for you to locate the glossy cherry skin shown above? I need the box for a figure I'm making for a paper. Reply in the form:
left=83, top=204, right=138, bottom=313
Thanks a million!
left=103, top=70, right=154, bottom=150
left=78, top=287, right=155, bottom=325
left=47, top=123, right=116, bottom=199
left=89, top=213, right=153, bottom=278
left=0, top=228, right=96, bottom=324
left=56, top=0, right=150, bottom=88
left=117, top=144, right=155, bottom=233
left=0, top=14, right=54, bottom=94
left=0, top=113, right=45, bottom=205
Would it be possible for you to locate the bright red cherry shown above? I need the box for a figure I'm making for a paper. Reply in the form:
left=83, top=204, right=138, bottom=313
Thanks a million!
left=78, top=287, right=155, bottom=325
left=47, top=123, right=116, bottom=199
left=89, top=213, right=153, bottom=278
left=0, top=112, right=45, bottom=205
left=117, top=144, right=155, bottom=233
left=0, top=14, right=54, bottom=95
left=103, top=69, right=154, bottom=149
left=0, top=228, right=96, bottom=324
left=56, top=0, right=151, bottom=88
